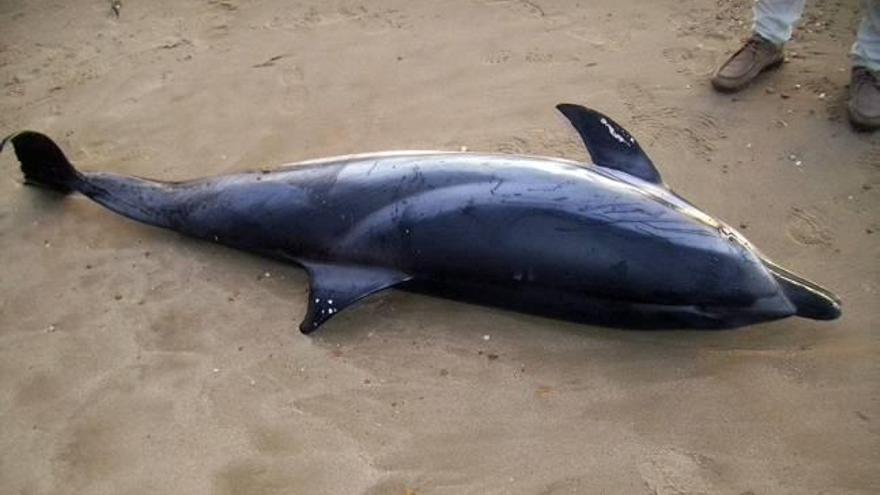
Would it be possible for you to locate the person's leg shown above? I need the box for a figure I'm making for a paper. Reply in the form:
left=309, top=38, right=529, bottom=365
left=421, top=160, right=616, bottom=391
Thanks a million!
left=753, top=0, right=807, bottom=46
left=851, top=0, right=880, bottom=71
left=711, top=0, right=806, bottom=92
left=849, top=0, right=880, bottom=130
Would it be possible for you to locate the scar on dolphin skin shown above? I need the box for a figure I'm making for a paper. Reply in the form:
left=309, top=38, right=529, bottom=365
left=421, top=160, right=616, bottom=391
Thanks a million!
left=1, top=104, right=841, bottom=334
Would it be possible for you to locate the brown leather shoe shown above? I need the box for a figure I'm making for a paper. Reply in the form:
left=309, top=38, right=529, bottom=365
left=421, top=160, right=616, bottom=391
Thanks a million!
left=711, top=35, right=784, bottom=93
left=848, top=67, right=880, bottom=131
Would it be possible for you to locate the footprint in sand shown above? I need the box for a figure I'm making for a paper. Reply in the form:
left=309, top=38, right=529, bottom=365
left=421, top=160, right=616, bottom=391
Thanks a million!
left=662, top=46, right=718, bottom=76
left=363, top=478, right=420, bottom=495
left=482, top=0, right=545, bottom=19
left=617, top=82, right=724, bottom=159
left=787, top=207, right=832, bottom=246
left=208, top=0, right=238, bottom=11
left=856, top=147, right=879, bottom=170
left=484, top=50, right=513, bottom=65
left=638, top=448, right=722, bottom=495
left=134, top=308, right=207, bottom=352
left=494, top=136, right=528, bottom=154
left=525, top=50, right=554, bottom=63
left=538, top=476, right=593, bottom=494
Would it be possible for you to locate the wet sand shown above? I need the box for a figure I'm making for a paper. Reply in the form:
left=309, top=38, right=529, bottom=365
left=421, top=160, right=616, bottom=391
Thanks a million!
left=1, top=0, right=878, bottom=493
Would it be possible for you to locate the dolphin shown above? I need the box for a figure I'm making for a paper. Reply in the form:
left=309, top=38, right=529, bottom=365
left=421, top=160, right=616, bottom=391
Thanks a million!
left=1, top=104, right=840, bottom=333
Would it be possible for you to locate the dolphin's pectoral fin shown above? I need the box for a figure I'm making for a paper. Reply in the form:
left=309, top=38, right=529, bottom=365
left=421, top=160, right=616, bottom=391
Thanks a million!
left=555, top=103, right=663, bottom=185
left=298, top=261, right=412, bottom=334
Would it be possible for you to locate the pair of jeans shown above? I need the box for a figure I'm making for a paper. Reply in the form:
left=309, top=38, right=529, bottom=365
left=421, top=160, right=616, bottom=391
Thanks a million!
left=754, top=0, right=880, bottom=71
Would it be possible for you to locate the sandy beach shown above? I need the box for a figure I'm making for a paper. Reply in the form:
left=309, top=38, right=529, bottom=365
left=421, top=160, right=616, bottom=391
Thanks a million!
left=1, top=0, right=878, bottom=493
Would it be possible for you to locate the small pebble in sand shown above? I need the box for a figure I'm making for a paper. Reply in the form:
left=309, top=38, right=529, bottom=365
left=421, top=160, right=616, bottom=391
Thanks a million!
left=460, top=145, right=468, bottom=152
left=212, top=368, right=220, bottom=373
left=795, top=160, right=803, bottom=166
left=114, top=294, right=123, bottom=301
left=746, top=143, right=752, bottom=149
left=482, top=334, right=490, bottom=341
left=818, top=93, right=826, bottom=99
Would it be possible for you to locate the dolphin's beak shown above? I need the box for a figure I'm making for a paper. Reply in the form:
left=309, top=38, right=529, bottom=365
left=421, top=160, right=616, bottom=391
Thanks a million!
left=763, top=259, right=842, bottom=321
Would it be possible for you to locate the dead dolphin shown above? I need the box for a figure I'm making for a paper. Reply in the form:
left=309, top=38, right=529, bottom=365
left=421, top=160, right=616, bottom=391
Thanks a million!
left=1, top=104, right=840, bottom=333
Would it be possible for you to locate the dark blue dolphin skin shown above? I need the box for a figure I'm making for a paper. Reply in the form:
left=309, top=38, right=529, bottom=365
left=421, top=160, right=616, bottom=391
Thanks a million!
left=1, top=105, right=841, bottom=333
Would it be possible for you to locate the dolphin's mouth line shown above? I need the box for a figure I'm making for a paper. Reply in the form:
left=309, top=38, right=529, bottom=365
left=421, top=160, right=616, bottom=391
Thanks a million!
left=761, top=258, right=839, bottom=303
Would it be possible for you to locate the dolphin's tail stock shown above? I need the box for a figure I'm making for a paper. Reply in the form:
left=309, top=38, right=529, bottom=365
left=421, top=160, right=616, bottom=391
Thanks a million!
left=1, top=131, right=82, bottom=193
left=763, top=260, right=842, bottom=321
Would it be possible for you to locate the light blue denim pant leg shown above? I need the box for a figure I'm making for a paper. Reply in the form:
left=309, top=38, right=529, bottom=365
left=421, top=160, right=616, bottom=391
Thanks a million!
left=851, top=0, right=880, bottom=71
left=753, top=0, right=806, bottom=46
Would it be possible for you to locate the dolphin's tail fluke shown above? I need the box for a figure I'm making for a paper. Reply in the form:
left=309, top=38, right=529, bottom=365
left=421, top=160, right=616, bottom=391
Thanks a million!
left=3, top=131, right=186, bottom=231
left=1, top=131, right=81, bottom=193
left=764, top=260, right=842, bottom=321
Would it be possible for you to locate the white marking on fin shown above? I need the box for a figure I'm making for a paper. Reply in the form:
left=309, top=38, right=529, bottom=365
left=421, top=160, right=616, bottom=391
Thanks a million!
left=600, top=118, right=629, bottom=146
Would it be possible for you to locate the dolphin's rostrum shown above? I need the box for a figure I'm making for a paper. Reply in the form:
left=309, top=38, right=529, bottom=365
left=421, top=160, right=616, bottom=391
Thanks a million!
left=1, top=105, right=841, bottom=333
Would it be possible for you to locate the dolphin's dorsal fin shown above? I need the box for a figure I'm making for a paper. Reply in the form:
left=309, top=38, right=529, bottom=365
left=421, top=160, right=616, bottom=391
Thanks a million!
left=556, top=103, right=663, bottom=185
left=298, top=261, right=411, bottom=334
